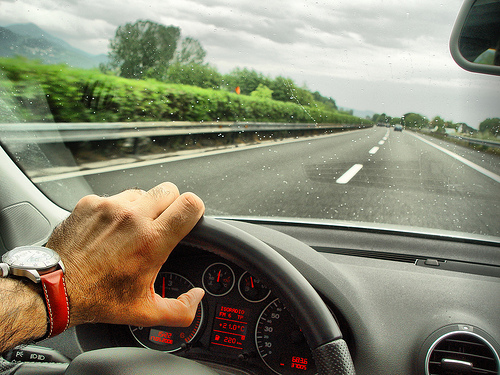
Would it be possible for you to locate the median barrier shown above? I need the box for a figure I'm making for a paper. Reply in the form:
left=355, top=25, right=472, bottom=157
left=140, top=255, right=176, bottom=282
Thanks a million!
left=0, top=121, right=370, bottom=144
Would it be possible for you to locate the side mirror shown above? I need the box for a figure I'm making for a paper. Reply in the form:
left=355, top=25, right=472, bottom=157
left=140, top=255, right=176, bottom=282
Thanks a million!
left=450, top=0, right=500, bottom=76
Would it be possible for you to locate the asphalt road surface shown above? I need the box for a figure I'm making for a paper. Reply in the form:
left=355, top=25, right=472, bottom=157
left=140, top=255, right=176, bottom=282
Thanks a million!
left=39, top=127, right=500, bottom=237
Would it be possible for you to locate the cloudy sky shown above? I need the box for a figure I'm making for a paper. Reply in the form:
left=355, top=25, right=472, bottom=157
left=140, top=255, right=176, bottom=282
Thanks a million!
left=1, top=0, right=499, bottom=128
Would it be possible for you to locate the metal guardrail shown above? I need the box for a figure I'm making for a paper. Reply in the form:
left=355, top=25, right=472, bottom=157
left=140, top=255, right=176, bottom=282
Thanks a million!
left=414, top=129, right=500, bottom=149
left=0, top=121, right=368, bottom=144
left=446, top=134, right=500, bottom=148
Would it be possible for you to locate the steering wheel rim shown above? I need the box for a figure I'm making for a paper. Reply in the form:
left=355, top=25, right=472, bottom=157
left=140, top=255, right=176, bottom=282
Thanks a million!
left=66, top=217, right=356, bottom=375
left=182, top=217, right=356, bottom=375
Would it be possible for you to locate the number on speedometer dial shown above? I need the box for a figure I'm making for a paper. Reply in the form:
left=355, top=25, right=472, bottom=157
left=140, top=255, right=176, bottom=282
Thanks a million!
left=255, top=299, right=316, bottom=375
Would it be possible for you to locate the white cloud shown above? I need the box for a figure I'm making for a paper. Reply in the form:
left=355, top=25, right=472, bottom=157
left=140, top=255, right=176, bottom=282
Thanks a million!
left=1, top=0, right=499, bottom=127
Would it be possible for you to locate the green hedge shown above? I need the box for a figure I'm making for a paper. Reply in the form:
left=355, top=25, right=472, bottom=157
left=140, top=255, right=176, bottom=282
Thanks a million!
left=0, top=58, right=371, bottom=125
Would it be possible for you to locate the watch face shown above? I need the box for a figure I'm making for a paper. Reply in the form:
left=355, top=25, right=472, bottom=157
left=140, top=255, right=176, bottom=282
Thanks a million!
left=2, top=246, right=60, bottom=270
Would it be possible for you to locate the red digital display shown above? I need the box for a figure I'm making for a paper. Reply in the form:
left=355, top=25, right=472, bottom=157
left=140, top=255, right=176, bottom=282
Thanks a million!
left=149, top=328, right=174, bottom=345
left=290, top=356, right=309, bottom=371
left=210, top=304, right=250, bottom=351
left=279, top=354, right=310, bottom=372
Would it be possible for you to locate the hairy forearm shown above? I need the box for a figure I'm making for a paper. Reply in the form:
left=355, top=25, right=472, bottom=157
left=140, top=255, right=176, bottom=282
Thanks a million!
left=0, top=183, right=204, bottom=351
left=0, top=278, right=47, bottom=353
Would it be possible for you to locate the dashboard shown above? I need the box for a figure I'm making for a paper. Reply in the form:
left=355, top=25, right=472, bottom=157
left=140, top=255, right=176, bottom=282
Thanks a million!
left=1, top=216, right=499, bottom=374
left=61, top=218, right=500, bottom=375
left=94, top=245, right=327, bottom=375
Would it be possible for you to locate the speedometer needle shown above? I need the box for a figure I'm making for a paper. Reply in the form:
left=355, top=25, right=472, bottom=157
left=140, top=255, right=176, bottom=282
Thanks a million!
left=217, top=270, right=221, bottom=283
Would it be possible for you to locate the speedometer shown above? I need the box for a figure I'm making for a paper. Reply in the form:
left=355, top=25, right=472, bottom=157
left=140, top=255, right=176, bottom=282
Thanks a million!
left=255, top=299, right=316, bottom=375
left=129, top=272, right=204, bottom=352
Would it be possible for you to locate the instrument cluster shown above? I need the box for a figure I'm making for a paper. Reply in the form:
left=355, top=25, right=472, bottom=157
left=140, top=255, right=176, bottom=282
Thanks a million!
left=126, top=245, right=318, bottom=375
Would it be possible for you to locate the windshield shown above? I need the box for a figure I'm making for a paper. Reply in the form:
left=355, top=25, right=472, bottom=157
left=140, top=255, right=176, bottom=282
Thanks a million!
left=1, top=0, right=499, bottom=238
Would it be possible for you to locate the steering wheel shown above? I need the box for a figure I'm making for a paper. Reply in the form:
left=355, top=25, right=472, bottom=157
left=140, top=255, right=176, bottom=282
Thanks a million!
left=65, top=217, right=356, bottom=375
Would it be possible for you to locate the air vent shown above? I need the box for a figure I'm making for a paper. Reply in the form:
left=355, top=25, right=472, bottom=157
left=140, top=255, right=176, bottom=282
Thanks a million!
left=426, top=331, right=499, bottom=375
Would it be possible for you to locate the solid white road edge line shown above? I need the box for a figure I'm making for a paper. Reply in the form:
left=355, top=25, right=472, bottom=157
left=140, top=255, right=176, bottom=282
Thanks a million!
left=409, top=132, right=500, bottom=184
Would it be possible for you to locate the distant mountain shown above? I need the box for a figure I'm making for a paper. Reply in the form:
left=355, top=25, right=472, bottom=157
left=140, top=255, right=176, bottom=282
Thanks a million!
left=338, top=107, right=377, bottom=120
left=351, top=108, right=376, bottom=120
left=0, top=23, right=107, bottom=69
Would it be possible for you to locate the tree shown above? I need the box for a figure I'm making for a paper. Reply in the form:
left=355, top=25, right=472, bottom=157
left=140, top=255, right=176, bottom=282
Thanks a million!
left=430, top=116, right=446, bottom=133
left=402, top=113, right=428, bottom=128
left=312, top=91, right=338, bottom=111
left=268, top=76, right=314, bottom=105
left=250, top=84, right=273, bottom=99
left=167, top=62, right=222, bottom=89
left=479, top=118, right=500, bottom=136
left=376, top=113, right=391, bottom=124
left=223, top=68, right=271, bottom=95
left=173, top=37, right=206, bottom=65
left=291, top=84, right=315, bottom=106
left=108, top=20, right=180, bottom=80
left=340, top=108, right=354, bottom=116
left=269, top=76, right=295, bottom=102
left=390, top=117, right=402, bottom=125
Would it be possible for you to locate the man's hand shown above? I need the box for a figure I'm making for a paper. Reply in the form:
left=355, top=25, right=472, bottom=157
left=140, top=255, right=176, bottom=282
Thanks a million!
left=46, top=182, right=205, bottom=329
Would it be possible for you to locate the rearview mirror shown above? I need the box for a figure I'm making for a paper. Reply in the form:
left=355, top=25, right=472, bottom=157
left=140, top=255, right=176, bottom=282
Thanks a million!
left=450, top=0, right=500, bottom=76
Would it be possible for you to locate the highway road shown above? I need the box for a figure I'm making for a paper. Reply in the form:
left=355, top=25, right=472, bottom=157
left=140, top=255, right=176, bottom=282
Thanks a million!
left=38, top=127, right=500, bottom=237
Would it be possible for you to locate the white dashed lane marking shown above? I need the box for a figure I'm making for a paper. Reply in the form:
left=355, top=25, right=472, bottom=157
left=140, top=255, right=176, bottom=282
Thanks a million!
left=336, top=130, right=387, bottom=184
left=336, top=164, right=364, bottom=184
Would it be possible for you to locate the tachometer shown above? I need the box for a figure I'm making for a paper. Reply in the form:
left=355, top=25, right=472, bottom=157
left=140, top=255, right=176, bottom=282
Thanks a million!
left=255, top=299, right=316, bottom=375
left=129, top=272, right=204, bottom=352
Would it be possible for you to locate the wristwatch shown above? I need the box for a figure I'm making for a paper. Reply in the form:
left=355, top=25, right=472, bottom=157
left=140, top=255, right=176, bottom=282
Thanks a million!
left=0, top=246, right=70, bottom=339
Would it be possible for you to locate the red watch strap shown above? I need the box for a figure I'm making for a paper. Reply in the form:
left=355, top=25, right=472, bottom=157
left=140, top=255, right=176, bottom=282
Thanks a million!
left=40, top=269, right=70, bottom=338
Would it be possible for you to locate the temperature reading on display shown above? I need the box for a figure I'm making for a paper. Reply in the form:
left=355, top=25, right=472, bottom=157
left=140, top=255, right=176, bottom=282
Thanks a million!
left=210, top=305, right=250, bottom=352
